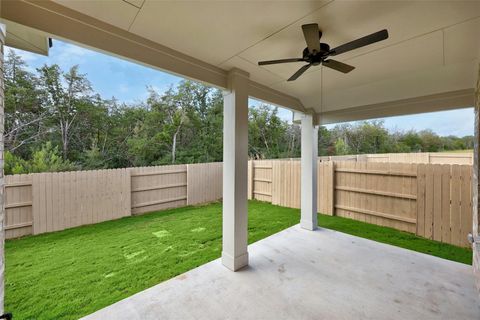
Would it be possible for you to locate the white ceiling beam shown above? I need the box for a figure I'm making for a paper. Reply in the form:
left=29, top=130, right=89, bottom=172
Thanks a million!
left=4, top=20, right=50, bottom=56
left=1, top=0, right=305, bottom=113
left=1, top=0, right=228, bottom=88
left=249, top=80, right=304, bottom=112
left=318, top=89, right=475, bottom=125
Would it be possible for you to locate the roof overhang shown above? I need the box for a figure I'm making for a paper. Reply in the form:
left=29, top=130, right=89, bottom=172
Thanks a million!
left=1, top=0, right=479, bottom=123
left=0, top=0, right=304, bottom=113
left=317, top=88, right=475, bottom=125
left=3, top=19, right=49, bottom=56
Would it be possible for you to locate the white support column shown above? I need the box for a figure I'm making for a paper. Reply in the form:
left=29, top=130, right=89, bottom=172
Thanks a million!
left=473, top=63, right=480, bottom=291
left=222, top=69, right=249, bottom=271
left=301, top=113, right=318, bottom=230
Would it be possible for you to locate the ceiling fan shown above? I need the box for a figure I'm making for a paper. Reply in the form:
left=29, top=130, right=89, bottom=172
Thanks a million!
left=258, top=24, right=389, bottom=81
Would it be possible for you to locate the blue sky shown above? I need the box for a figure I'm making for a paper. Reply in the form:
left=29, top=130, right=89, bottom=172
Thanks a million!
left=12, top=40, right=474, bottom=137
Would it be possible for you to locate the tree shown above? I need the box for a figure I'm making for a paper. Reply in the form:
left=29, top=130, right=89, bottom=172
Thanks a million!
left=248, top=105, right=290, bottom=159
left=318, top=126, right=332, bottom=156
left=38, top=64, right=92, bottom=160
left=4, top=50, right=46, bottom=156
left=334, top=138, right=349, bottom=155
left=28, top=142, right=77, bottom=172
left=418, top=129, right=443, bottom=152
left=4, top=142, right=76, bottom=174
left=126, top=87, right=185, bottom=165
left=4, top=151, right=29, bottom=175
left=175, top=82, right=223, bottom=163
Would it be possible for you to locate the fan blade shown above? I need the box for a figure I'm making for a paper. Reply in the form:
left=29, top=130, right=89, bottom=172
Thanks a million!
left=288, top=64, right=311, bottom=81
left=323, top=59, right=355, bottom=73
left=302, top=23, right=321, bottom=54
left=329, top=29, right=388, bottom=56
left=258, top=58, right=304, bottom=66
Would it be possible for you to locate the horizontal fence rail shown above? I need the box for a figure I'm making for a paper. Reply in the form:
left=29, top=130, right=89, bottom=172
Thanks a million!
left=3, top=157, right=473, bottom=247
left=130, top=165, right=187, bottom=215
left=319, top=151, right=473, bottom=165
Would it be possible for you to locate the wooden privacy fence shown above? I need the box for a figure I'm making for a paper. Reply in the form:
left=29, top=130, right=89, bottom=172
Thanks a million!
left=4, top=159, right=473, bottom=247
left=32, top=169, right=131, bottom=234
left=5, top=174, right=33, bottom=239
left=4, top=162, right=223, bottom=239
left=319, top=152, right=473, bottom=165
left=130, top=165, right=187, bottom=215
left=250, top=160, right=473, bottom=247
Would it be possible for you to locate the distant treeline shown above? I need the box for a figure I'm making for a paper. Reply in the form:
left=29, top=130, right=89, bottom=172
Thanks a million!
left=4, top=49, right=473, bottom=174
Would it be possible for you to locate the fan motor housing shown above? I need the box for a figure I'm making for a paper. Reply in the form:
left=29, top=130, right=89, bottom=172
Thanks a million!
left=302, top=43, right=331, bottom=65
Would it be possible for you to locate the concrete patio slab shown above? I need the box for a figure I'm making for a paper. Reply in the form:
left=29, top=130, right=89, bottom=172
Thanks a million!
left=82, top=225, right=480, bottom=320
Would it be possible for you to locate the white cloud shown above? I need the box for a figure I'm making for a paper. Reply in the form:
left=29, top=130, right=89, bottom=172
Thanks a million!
left=7, top=46, right=39, bottom=62
left=324, top=108, right=474, bottom=137
left=52, top=42, right=95, bottom=68
left=383, top=108, right=474, bottom=137
left=118, top=83, right=130, bottom=93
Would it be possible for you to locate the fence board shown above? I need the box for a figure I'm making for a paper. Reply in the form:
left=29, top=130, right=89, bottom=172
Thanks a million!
left=187, top=162, right=222, bottom=205
left=29, top=169, right=130, bottom=236
left=130, top=164, right=187, bottom=215
left=450, top=165, right=462, bottom=246
left=460, top=165, right=472, bottom=247
left=440, top=165, right=450, bottom=243
left=424, top=165, right=434, bottom=239
left=252, top=160, right=273, bottom=202
left=5, top=174, right=32, bottom=238
left=433, top=165, right=442, bottom=241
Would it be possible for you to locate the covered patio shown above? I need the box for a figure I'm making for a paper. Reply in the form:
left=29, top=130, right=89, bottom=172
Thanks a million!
left=0, top=0, right=479, bottom=318
left=82, top=226, right=479, bottom=320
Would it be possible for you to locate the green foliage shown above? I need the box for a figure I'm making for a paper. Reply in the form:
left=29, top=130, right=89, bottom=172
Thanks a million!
left=28, top=142, right=76, bottom=172
left=4, top=50, right=45, bottom=158
left=3, top=48, right=473, bottom=173
left=334, top=138, right=349, bottom=155
left=80, top=145, right=107, bottom=170
left=328, top=121, right=472, bottom=155
left=4, top=151, right=29, bottom=175
left=5, top=142, right=77, bottom=174
left=248, top=105, right=296, bottom=159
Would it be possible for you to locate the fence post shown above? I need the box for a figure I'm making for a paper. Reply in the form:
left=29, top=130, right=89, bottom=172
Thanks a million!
left=248, top=160, right=254, bottom=200
left=186, top=164, right=190, bottom=205
left=416, top=164, right=426, bottom=238
left=126, top=168, right=132, bottom=216
left=329, top=161, right=335, bottom=215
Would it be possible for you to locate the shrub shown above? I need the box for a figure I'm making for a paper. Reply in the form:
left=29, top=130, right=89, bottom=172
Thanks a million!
left=5, top=142, right=77, bottom=174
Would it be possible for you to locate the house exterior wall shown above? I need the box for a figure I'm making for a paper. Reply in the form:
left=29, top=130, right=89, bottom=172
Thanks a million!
left=474, top=64, right=480, bottom=293
left=0, top=24, right=5, bottom=314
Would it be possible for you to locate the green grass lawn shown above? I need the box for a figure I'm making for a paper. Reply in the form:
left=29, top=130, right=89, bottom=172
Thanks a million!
left=5, top=201, right=471, bottom=319
left=318, top=214, right=472, bottom=265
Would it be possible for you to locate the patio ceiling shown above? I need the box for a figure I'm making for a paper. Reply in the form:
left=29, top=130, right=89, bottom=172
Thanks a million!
left=2, top=1, right=480, bottom=123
